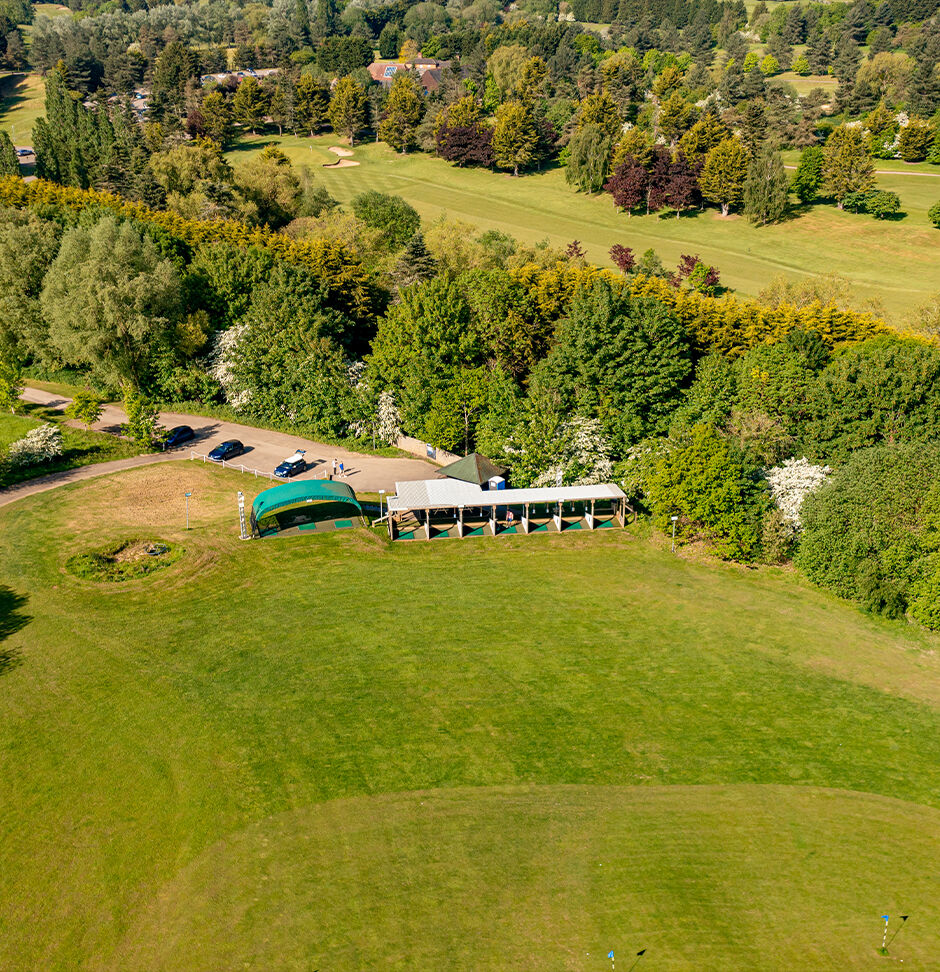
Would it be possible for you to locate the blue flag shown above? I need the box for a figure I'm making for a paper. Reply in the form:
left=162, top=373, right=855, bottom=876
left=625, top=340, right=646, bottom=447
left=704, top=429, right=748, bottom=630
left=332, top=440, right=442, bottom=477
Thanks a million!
left=882, top=915, right=890, bottom=921
left=608, top=950, right=615, bottom=959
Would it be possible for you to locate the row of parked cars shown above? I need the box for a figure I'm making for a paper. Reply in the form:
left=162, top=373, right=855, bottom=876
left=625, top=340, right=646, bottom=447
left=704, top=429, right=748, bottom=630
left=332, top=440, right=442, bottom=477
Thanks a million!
left=162, top=426, right=309, bottom=478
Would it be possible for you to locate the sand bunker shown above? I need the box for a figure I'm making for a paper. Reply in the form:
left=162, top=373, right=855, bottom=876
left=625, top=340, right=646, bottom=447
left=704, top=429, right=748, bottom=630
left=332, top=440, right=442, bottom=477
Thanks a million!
left=323, top=145, right=361, bottom=167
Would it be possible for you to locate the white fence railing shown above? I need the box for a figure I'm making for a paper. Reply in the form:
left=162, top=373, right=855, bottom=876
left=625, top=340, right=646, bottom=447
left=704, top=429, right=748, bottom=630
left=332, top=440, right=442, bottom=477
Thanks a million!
left=189, top=451, right=285, bottom=481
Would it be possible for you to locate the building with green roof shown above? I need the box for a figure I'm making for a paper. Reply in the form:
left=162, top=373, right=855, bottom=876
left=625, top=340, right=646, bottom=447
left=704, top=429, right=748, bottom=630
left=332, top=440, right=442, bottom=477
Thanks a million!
left=438, top=453, right=508, bottom=486
left=250, top=480, right=364, bottom=538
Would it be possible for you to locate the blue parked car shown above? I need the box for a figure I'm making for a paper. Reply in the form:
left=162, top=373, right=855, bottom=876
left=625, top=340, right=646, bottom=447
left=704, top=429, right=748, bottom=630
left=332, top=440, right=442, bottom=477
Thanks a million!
left=162, top=425, right=194, bottom=450
left=208, top=439, right=244, bottom=462
left=274, top=451, right=306, bottom=478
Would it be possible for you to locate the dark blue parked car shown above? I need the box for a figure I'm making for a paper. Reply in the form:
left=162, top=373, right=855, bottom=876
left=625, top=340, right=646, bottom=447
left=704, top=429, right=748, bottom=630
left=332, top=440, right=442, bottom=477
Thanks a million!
left=162, top=425, right=194, bottom=450
left=208, top=439, right=244, bottom=462
left=274, top=451, right=306, bottom=478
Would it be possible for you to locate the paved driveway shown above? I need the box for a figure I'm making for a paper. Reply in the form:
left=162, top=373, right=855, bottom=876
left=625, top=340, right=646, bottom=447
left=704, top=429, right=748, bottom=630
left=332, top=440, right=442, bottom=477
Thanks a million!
left=3, top=388, right=439, bottom=507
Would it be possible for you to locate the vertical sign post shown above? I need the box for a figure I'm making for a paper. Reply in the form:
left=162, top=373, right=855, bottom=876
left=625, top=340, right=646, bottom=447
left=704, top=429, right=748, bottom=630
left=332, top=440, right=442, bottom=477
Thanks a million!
left=237, top=491, right=248, bottom=540
left=184, top=491, right=192, bottom=530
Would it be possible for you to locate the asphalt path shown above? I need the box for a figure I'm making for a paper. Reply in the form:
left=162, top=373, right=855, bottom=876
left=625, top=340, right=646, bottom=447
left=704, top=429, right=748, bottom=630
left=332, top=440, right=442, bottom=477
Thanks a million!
left=1, top=388, right=438, bottom=508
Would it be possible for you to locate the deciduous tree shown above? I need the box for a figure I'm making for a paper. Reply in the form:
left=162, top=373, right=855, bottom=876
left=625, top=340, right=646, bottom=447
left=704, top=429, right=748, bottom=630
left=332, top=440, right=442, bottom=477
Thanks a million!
left=565, top=124, right=612, bottom=193
left=791, top=144, right=824, bottom=203
left=39, top=217, right=182, bottom=388
left=822, top=124, right=875, bottom=209
left=64, top=390, right=104, bottom=429
left=492, top=100, right=538, bottom=176
left=743, top=146, right=789, bottom=224
left=699, top=137, right=747, bottom=216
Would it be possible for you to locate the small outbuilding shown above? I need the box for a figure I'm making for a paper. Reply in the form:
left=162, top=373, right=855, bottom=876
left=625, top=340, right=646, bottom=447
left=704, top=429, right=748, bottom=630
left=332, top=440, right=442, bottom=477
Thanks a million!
left=251, top=480, right=364, bottom=538
left=439, top=453, right=508, bottom=486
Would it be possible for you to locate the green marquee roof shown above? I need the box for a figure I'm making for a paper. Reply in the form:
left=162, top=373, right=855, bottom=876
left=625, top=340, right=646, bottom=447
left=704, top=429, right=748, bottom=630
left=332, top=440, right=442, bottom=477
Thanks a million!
left=439, top=453, right=508, bottom=485
left=251, top=479, right=362, bottom=522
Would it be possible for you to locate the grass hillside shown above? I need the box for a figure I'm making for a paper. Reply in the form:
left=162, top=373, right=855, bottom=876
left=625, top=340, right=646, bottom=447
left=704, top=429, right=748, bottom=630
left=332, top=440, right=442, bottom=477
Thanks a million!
left=0, top=462, right=938, bottom=969
left=0, top=72, right=44, bottom=144
left=231, top=133, right=940, bottom=321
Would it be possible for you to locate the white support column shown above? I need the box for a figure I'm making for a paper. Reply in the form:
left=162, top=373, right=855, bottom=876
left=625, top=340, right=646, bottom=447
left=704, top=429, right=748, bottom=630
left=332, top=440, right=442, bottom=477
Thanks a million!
left=522, top=503, right=530, bottom=534
left=587, top=499, right=595, bottom=530
left=554, top=500, right=563, bottom=532
left=425, top=509, right=431, bottom=540
left=388, top=514, right=394, bottom=541
left=490, top=503, right=497, bottom=536
left=458, top=506, right=464, bottom=538
left=617, top=498, right=626, bottom=527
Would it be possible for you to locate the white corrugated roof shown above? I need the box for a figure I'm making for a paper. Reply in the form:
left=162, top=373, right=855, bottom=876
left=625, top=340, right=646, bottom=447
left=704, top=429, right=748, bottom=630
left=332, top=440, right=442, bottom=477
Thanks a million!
left=387, top=479, right=625, bottom=513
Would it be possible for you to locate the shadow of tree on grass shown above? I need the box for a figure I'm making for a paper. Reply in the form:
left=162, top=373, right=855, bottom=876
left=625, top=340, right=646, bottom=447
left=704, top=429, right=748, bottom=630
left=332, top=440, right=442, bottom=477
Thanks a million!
left=0, top=586, right=30, bottom=676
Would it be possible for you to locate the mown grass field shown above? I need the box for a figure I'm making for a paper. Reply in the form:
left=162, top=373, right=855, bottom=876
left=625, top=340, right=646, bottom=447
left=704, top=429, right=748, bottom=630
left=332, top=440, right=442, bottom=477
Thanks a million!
left=230, top=133, right=940, bottom=322
left=0, top=72, right=44, bottom=144
left=1, top=462, right=938, bottom=969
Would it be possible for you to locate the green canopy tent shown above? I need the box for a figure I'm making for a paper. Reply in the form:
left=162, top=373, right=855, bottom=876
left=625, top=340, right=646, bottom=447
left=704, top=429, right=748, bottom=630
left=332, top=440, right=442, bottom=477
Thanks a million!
left=250, top=480, right=363, bottom=537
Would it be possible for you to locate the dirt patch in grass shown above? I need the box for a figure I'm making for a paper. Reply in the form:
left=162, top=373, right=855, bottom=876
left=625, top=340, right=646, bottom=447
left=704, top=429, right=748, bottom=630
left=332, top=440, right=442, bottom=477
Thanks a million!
left=66, top=537, right=180, bottom=582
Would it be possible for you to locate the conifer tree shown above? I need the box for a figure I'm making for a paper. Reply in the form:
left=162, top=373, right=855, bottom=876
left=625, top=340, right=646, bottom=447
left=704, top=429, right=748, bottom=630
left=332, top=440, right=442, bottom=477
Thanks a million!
left=0, top=130, right=18, bottom=177
left=378, top=72, right=424, bottom=153
left=269, top=85, right=290, bottom=137
left=328, top=76, right=367, bottom=146
left=394, top=232, right=438, bottom=288
left=201, top=90, right=233, bottom=146
left=232, top=77, right=267, bottom=135
left=294, top=74, right=330, bottom=136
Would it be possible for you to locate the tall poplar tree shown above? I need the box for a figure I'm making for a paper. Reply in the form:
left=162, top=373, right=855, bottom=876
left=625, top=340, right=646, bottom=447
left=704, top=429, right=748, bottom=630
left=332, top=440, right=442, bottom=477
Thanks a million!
left=743, top=146, right=790, bottom=225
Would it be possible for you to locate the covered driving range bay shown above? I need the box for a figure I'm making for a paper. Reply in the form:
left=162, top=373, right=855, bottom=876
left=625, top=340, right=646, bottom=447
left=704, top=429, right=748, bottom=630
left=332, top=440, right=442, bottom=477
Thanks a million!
left=250, top=480, right=364, bottom=537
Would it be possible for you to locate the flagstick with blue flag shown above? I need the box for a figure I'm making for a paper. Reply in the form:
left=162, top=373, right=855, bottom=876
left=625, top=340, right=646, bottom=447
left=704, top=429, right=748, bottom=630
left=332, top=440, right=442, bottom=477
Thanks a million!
left=886, top=915, right=910, bottom=951
left=880, top=915, right=890, bottom=954
left=608, top=949, right=614, bottom=971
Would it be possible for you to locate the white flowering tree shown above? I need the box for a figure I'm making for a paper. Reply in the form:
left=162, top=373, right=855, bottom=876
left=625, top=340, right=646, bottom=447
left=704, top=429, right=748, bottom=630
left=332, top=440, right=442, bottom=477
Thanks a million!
left=207, top=324, right=250, bottom=409
left=349, top=370, right=402, bottom=447
left=376, top=390, right=401, bottom=445
left=5, top=424, right=64, bottom=467
left=534, top=416, right=614, bottom=487
left=764, top=457, right=832, bottom=527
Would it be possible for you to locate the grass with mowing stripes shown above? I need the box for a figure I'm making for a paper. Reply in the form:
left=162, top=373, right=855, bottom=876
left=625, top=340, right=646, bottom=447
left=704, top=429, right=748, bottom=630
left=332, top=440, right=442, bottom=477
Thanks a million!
left=111, top=785, right=940, bottom=970
left=0, top=462, right=938, bottom=969
left=228, top=134, right=940, bottom=321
